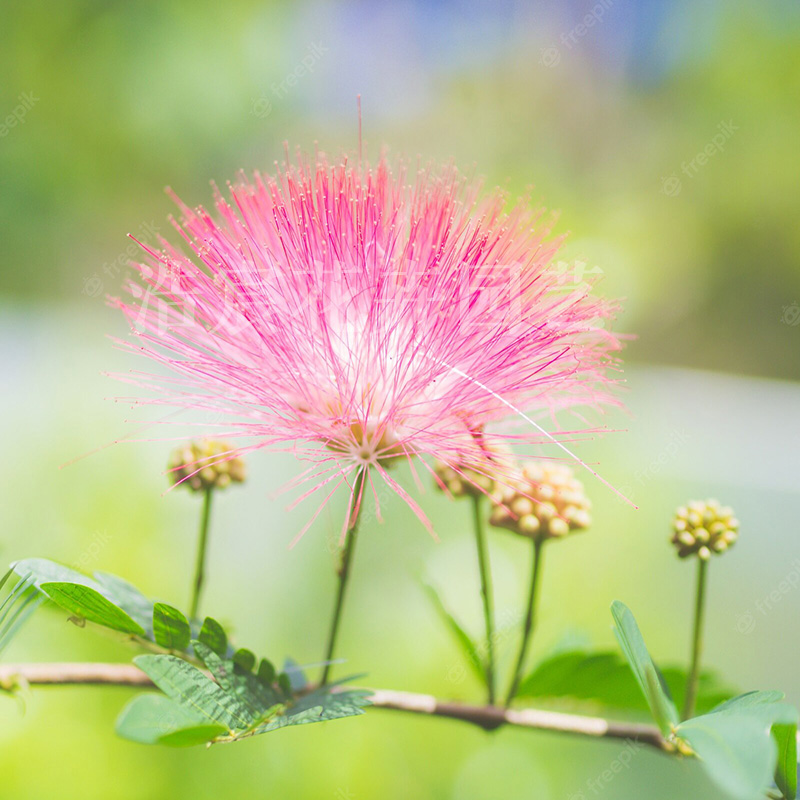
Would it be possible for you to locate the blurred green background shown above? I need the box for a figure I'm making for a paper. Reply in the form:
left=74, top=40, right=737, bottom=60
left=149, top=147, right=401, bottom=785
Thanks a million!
left=1, top=1, right=799, bottom=798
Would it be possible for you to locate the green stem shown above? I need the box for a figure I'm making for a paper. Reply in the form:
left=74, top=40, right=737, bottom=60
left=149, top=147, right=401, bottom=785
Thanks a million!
left=472, top=495, right=496, bottom=705
left=320, top=470, right=365, bottom=686
left=189, top=488, right=213, bottom=621
left=682, top=557, right=708, bottom=720
left=506, top=538, right=544, bottom=706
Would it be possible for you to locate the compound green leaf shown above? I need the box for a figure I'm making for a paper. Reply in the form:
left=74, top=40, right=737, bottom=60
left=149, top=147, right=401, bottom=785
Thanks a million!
left=256, top=687, right=372, bottom=734
left=134, top=654, right=253, bottom=730
left=193, top=640, right=281, bottom=716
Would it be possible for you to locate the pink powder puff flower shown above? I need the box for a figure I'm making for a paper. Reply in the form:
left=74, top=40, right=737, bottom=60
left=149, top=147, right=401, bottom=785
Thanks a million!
left=110, top=150, right=624, bottom=543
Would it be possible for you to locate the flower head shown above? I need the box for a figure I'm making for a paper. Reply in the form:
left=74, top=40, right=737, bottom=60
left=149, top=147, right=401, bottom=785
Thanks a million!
left=433, top=437, right=514, bottom=499
left=168, top=439, right=246, bottom=492
left=671, top=499, right=738, bottom=559
left=112, top=151, right=623, bottom=539
left=488, top=460, right=591, bottom=541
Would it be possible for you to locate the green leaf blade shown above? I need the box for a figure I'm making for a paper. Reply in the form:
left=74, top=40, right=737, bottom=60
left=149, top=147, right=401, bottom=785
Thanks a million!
left=0, top=576, right=45, bottom=655
left=13, top=558, right=98, bottom=591
left=773, top=722, right=797, bottom=800
left=41, top=582, right=145, bottom=636
left=94, top=571, right=155, bottom=635
left=115, top=693, right=226, bottom=746
left=198, top=617, right=227, bottom=656
left=610, top=601, right=679, bottom=736
left=677, top=713, right=777, bottom=800
left=423, top=583, right=484, bottom=685
left=153, top=603, right=191, bottom=651
left=677, top=692, right=799, bottom=800
left=233, top=649, right=256, bottom=673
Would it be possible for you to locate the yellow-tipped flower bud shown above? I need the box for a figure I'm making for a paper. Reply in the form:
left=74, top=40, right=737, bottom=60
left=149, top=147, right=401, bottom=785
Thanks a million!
left=488, top=461, right=591, bottom=542
left=433, top=443, right=512, bottom=500
left=670, top=499, right=738, bottom=559
left=168, top=439, right=246, bottom=492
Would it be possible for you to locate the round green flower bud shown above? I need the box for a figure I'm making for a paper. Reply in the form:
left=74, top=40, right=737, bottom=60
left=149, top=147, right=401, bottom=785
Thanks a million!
left=488, top=461, right=591, bottom=542
left=670, top=499, right=738, bottom=559
left=168, top=439, right=246, bottom=492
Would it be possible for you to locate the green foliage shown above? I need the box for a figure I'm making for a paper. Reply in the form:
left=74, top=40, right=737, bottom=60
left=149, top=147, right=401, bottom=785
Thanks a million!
left=12, top=558, right=155, bottom=645
left=4, top=559, right=798, bottom=794
left=134, top=654, right=256, bottom=730
left=192, top=641, right=284, bottom=714
left=152, top=604, right=191, bottom=651
left=610, top=603, right=799, bottom=800
left=114, top=693, right=229, bottom=747
left=93, top=572, right=156, bottom=636
left=610, top=601, right=679, bottom=736
left=116, top=645, right=371, bottom=747
left=773, top=723, right=797, bottom=800
left=232, top=649, right=256, bottom=673
left=41, top=582, right=146, bottom=636
left=423, top=583, right=486, bottom=686
left=9, top=558, right=192, bottom=657
left=517, top=648, right=736, bottom=717
left=676, top=692, right=798, bottom=800
left=677, top=711, right=776, bottom=800
left=2, top=558, right=372, bottom=746
left=0, top=569, right=45, bottom=657
left=198, top=616, right=227, bottom=656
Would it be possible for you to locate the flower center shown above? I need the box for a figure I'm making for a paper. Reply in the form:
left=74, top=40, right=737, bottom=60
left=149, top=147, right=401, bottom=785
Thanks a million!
left=328, top=422, right=405, bottom=468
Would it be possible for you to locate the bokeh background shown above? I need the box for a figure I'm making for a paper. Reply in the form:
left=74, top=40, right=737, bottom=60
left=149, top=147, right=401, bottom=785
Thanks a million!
left=1, top=1, right=799, bottom=798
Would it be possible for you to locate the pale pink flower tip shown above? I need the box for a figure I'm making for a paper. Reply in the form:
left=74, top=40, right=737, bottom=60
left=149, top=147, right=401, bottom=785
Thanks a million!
left=111, top=151, right=624, bottom=539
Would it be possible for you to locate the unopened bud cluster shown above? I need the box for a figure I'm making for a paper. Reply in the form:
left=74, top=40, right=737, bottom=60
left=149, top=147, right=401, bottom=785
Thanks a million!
left=489, top=461, right=591, bottom=541
left=168, top=439, right=246, bottom=492
left=433, top=448, right=511, bottom=499
left=671, top=499, right=738, bottom=560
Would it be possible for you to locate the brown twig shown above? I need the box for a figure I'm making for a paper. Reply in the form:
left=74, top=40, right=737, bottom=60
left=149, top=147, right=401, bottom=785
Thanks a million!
left=0, top=662, right=669, bottom=750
